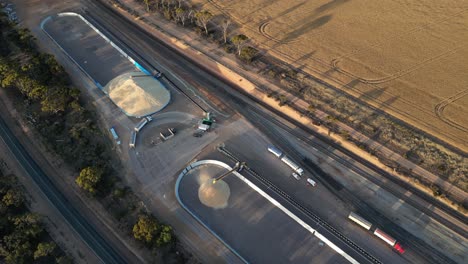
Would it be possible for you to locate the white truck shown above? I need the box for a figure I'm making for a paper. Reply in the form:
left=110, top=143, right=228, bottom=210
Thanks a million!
left=280, top=155, right=304, bottom=175
left=267, top=145, right=305, bottom=176
left=134, top=116, right=152, bottom=133
left=267, top=146, right=283, bottom=158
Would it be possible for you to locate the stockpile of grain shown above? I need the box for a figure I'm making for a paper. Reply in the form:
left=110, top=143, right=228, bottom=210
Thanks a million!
left=103, top=71, right=170, bottom=117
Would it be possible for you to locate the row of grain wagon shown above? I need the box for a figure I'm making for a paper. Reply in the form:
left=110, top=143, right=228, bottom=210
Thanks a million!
left=348, top=212, right=405, bottom=254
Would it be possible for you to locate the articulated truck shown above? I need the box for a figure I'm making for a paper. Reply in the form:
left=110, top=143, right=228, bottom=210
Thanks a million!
left=267, top=146, right=304, bottom=175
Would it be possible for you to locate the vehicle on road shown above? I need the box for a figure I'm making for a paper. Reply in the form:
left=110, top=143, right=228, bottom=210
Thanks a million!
left=129, top=131, right=136, bottom=148
left=110, top=127, right=121, bottom=145
left=306, top=178, right=317, bottom=187
left=267, top=145, right=305, bottom=175
left=281, top=155, right=304, bottom=175
left=134, top=116, right=152, bottom=132
left=348, top=212, right=372, bottom=230
left=292, top=172, right=301, bottom=180
left=373, top=228, right=405, bottom=254
left=267, top=145, right=283, bottom=158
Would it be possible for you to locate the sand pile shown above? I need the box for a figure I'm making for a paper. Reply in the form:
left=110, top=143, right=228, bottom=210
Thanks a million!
left=103, top=72, right=170, bottom=117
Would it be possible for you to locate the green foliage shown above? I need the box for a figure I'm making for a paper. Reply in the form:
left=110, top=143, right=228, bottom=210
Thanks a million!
left=156, top=225, right=174, bottom=247
left=195, top=10, right=213, bottom=34
left=76, top=167, right=103, bottom=194
left=1, top=189, right=24, bottom=208
left=231, top=34, right=248, bottom=55
left=133, top=215, right=159, bottom=244
left=34, top=242, right=56, bottom=259
left=239, top=46, right=258, bottom=63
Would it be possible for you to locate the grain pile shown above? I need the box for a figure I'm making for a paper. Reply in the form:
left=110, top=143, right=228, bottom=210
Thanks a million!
left=197, top=169, right=231, bottom=209
left=103, top=71, right=170, bottom=117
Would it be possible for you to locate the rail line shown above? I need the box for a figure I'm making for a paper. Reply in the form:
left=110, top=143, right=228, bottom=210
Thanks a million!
left=217, top=147, right=382, bottom=264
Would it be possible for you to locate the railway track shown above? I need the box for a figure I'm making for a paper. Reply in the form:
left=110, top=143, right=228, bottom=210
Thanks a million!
left=240, top=109, right=457, bottom=264
left=217, top=147, right=382, bottom=264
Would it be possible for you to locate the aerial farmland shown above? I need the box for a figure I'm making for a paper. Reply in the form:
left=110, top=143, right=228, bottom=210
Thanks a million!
left=195, top=0, right=468, bottom=151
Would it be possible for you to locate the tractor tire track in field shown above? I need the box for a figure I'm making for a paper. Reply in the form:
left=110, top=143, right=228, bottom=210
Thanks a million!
left=434, top=88, right=468, bottom=132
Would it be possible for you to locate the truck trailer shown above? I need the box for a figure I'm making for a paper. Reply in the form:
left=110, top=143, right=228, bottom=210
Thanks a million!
left=373, top=228, right=405, bottom=254
left=348, top=212, right=372, bottom=230
left=280, top=155, right=304, bottom=175
left=129, top=131, right=136, bottom=148
left=134, top=118, right=149, bottom=133
left=267, top=146, right=283, bottom=158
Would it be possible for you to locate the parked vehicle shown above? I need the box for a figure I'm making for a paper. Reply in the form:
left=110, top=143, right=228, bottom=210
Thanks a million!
left=306, top=178, right=317, bottom=187
left=267, top=145, right=283, bottom=158
left=373, top=228, right=405, bottom=254
left=109, top=127, right=121, bottom=145
left=348, top=212, right=372, bottom=230
left=292, top=172, right=301, bottom=180
left=267, top=145, right=305, bottom=175
left=129, top=131, right=136, bottom=148
left=281, top=155, right=304, bottom=175
left=134, top=116, right=152, bottom=132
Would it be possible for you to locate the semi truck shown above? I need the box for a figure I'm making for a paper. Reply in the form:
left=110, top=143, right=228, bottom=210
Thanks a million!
left=281, top=155, right=304, bottom=175
left=373, top=228, right=405, bottom=254
left=348, top=212, right=372, bottom=230
left=267, top=145, right=304, bottom=175
left=134, top=116, right=152, bottom=133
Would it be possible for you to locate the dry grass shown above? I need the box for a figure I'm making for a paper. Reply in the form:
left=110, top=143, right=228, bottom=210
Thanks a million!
left=194, top=0, right=468, bottom=151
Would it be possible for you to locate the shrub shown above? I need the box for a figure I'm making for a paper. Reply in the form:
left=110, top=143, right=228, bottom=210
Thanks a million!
left=239, top=46, right=258, bottom=63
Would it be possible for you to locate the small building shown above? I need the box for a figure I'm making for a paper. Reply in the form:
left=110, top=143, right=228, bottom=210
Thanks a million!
left=160, top=128, right=175, bottom=141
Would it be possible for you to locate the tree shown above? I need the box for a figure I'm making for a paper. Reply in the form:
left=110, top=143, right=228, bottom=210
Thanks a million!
left=231, top=34, right=249, bottom=56
left=195, top=10, right=213, bottom=34
left=2, top=188, right=24, bottom=208
left=221, top=19, right=231, bottom=44
left=75, top=166, right=103, bottom=194
left=34, top=242, right=56, bottom=259
left=175, top=8, right=187, bottom=26
left=143, top=0, right=151, bottom=12
left=239, top=46, right=258, bottom=63
left=156, top=224, right=173, bottom=247
left=12, top=213, right=44, bottom=238
left=133, top=215, right=159, bottom=244
left=176, top=0, right=185, bottom=8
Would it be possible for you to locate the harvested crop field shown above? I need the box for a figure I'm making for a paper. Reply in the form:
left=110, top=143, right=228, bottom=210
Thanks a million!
left=196, top=0, right=468, bottom=151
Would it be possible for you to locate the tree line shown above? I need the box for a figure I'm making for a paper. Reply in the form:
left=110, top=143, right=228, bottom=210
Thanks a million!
left=1, top=12, right=186, bottom=261
left=0, top=170, right=71, bottom=264
left=133, top=0, right=258, bottom=63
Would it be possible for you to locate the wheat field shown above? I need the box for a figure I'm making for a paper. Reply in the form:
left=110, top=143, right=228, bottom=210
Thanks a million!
left=195, top=0, right=468, bottom=151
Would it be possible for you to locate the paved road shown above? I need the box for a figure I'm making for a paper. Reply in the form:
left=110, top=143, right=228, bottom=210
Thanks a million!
left=0, top=115, right=128, bottom=264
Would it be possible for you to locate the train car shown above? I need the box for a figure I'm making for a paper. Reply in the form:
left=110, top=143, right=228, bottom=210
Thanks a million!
left=348, top=212, right=372, bottom=230
left=373, top=228, right=405, bottom=254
